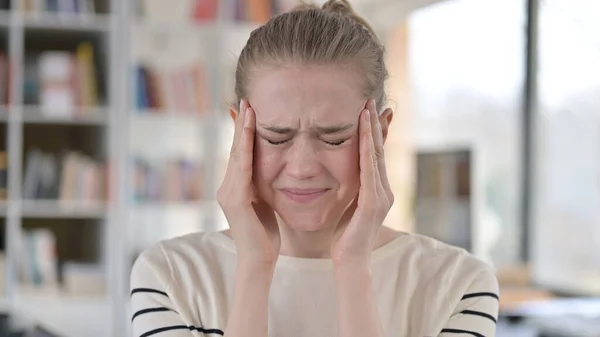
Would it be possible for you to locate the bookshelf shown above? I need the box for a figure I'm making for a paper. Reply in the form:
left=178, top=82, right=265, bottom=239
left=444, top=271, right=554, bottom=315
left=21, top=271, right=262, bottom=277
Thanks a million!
left=0, top=0, right=121, bottom=336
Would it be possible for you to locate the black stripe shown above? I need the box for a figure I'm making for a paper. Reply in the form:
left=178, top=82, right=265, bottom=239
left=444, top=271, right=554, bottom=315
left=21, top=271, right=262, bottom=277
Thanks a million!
left=139, top=325, right=224, bottom=337
left=440, top=328, right=484, bottom=337
left=131, top=307, right=173, bottom=322
left=460, top=310, right=497, bottom=324
left=140, top=325, right=188, bottom=337
left=461, top=292, right=499, bottom=301
left=201, top=328, right=225, bottom=335
left=131, top=288, right=168, bottom=297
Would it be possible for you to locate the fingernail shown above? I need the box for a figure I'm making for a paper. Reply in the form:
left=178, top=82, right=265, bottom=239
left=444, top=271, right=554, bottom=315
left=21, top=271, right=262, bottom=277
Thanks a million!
left=365, top=109, right=371, bottom=123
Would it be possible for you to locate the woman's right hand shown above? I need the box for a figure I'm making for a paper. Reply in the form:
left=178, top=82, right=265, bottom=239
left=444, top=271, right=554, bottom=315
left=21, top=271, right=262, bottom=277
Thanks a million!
left=217, top=99, right=281, bottom=267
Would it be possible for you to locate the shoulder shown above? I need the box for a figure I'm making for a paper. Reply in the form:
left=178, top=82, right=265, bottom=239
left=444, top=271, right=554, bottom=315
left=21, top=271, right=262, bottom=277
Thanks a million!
left=402, top=232, right=496, bottom=272
left=401, top=235, right=499, bottom=335
left=130, top=231, right=234, bottom=290
left=393, top=233, right=499, bottom=298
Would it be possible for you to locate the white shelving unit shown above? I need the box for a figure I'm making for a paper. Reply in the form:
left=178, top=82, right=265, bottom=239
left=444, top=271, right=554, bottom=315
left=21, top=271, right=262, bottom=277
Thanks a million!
left=116, top=2, right=258, bottom=336
left=0, top=0, right=123, bottom=337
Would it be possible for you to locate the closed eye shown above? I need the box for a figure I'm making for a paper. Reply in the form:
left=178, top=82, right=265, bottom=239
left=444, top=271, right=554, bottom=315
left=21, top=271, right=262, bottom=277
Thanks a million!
left=267, top=139, right=289, bottom=145
left=265, top=138, right=348, bottom=146
left=323, top=139, right=348, bottom=146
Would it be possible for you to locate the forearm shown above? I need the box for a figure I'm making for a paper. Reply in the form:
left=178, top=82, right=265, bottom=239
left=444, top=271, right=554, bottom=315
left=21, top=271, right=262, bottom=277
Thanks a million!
left=224, top=262, right=275, bottom=337
left=334, top=264, right=386, bottom=337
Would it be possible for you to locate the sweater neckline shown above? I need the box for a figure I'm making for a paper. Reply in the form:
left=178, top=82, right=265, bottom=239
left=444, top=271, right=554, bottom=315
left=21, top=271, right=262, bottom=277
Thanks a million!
left=209, top=230, right=410, bottom=271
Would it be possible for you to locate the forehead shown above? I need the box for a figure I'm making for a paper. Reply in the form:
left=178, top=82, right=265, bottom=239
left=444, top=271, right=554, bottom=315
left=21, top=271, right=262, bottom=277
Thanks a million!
left=247, top=64, right=365, bottom=124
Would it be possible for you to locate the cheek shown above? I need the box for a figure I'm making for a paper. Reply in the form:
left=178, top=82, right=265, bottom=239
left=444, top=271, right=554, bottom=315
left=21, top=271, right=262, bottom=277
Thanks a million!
left=324, top=143, right=360, bottom=183
left=253, top=142, right=281, bottom=182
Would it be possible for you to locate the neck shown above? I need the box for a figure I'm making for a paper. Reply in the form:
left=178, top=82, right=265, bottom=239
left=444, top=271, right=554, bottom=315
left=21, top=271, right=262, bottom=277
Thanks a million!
left=278, top=224, right=336, bottom=259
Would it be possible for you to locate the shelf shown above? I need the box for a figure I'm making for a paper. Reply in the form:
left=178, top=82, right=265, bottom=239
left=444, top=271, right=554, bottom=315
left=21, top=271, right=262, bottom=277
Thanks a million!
left=20, top=200, right=106, bottom=219
left=0, top=297, right=9, bottom=311
left=0, top=107, right=8, bottom=121
left=22, top=106, right=109, bottom=125
left=132, top=200, right=211, bottom=212
left=0, top=10, right=9, bottom=28
left=22, top=12, right=111, bottom=32
left=0, top=0, right=116, bottom=336
left=133, top=19, right=261, bottom=30
left=133, top=18, right=219, bottom=32
left=14, top=292, right=109, bottom=337
left=130, top=109, right=209, bottom=122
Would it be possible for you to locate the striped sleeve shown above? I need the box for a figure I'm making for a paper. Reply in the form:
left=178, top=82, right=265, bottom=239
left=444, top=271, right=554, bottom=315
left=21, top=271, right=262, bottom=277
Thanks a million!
left=130, top=248, right=211, bottom=337
left=439, top=267, right=500, bottom=337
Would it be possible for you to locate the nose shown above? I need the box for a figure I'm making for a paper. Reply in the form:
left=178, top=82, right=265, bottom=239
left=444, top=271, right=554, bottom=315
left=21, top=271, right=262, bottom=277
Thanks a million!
left=284, top=137, right=322, bottom=180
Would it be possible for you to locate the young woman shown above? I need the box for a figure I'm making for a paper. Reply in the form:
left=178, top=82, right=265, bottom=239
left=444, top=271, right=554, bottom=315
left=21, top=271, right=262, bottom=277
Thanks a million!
left=130, top=1, right=500, bottom=336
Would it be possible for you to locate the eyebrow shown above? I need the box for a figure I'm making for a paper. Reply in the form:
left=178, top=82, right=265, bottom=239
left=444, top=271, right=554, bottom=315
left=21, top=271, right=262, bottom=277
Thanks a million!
left=258, top=123, right=355, bottom=135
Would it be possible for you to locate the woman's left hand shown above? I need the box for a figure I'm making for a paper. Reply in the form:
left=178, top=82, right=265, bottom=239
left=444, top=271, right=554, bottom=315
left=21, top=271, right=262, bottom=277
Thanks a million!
left=330, top=99, right=394, bottom=268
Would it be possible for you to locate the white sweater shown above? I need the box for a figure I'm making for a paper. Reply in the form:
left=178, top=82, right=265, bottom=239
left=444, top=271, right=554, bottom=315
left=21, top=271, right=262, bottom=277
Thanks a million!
left=130, top=231, right=499, bottom=337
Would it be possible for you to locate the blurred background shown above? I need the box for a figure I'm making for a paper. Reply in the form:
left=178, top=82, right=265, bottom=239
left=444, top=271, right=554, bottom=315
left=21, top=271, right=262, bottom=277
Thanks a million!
left=0, top=0, right=597, bottom=336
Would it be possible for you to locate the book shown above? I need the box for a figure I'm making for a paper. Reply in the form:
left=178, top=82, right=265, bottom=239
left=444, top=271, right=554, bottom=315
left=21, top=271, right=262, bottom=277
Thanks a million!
left=192, top=0, right=218, bottom=22
left=139, top=0, right=290, bottom=23
left=134, top=62, right=210, bottom=115
left=0, top=151, right=6, bottom=200
left=18, top=229, right=59, bottom=289
left=232, top=0, right=285, bottom=22
left=21, top=0, right=96, bottom=15
left=246, top=0, right=271, bottom=23
left=132, top=157, right=203, bottom=202
left=0, top=51, right=7, bottom=106
left=142, top=0, right=217, bottom=22
left=62, top=262, right=105, bottom=296
left=141, top=0, right=194, bottom=22
left=38, top=51, right=76, bottom=117
left=23, top=148, right=106, bottom=201
left=31, top=41, right=100, bottom=117
left=75, top=42, right=99, bottom=108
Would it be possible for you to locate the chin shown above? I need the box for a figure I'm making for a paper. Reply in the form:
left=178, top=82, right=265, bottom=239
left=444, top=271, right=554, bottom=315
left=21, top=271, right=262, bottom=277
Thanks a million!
left=276, top=209, right=333, bottom=232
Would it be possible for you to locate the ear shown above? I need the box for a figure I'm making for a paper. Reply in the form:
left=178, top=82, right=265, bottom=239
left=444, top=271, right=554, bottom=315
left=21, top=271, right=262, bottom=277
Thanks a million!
left=378, top=108, right=394, bottom=144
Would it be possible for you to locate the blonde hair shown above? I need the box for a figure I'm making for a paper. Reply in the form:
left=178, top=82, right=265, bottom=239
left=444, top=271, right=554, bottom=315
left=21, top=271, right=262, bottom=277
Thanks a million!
left=234, top=0, right=388, bottom=112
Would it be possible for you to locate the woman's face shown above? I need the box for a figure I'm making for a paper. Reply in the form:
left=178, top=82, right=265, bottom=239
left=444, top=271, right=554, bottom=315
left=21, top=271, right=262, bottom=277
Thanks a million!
left=245, top=64, right=367, bottom=232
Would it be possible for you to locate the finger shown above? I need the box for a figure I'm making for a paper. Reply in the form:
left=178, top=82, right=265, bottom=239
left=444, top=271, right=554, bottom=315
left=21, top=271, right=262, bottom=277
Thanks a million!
left=367, top=99, right=392, bottom=196
left=367, top=99, right=384, bottom=162
left=359, top=109, right=377, bottom=193
left=238, top=107, right=255, bottom=183
left=230, top=99, right=249, bottom=156
left=366, top=103, right=381, bottom=185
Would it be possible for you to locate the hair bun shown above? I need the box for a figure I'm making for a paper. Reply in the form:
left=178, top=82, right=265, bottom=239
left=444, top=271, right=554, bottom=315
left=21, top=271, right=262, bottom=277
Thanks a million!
left=321, top=0, right=354, bottom=14
left=321, top=0, right=376, bottom=36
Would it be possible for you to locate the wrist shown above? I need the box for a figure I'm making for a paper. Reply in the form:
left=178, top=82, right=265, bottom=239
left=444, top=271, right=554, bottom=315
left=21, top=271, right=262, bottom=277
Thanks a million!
left=236, top=259, right=276, bottom=277
left=237, top=250, right=278, bottom=267
left=333, top=256, right=371, bottom=271
left=333, top=260, right=372, bottom=279
left=234, top=261, right=275, bottom=299
left=227, top=256, right=274, bottom=337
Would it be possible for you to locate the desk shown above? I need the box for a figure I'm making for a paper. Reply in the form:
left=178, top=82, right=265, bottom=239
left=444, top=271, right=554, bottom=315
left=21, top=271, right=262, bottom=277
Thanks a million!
left=499, top=296, right=600, bottom=337
left=497, top=319, right=539, bottom=337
